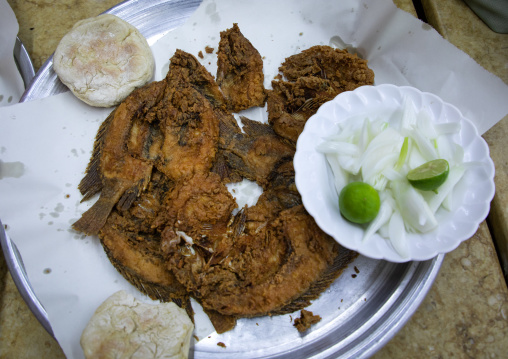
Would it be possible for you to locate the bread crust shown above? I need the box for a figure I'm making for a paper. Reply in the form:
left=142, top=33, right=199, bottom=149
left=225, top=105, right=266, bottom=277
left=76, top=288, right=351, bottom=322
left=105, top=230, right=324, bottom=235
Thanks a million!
left=80, top=290, right=194, bottom=359
left=53, top=14, right=154, bottom=107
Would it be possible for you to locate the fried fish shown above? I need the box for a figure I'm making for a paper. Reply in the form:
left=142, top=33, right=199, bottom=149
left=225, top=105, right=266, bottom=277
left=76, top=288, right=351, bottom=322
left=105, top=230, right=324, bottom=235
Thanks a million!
left=218, top=114, right=295, bottom=188
left=268, top=45, right=375, bottom=144
left=217, top=23, right=266, bottom=112
left=73, top=80, right=166, bottom=235
left=74, top=37, right=363, bottom=335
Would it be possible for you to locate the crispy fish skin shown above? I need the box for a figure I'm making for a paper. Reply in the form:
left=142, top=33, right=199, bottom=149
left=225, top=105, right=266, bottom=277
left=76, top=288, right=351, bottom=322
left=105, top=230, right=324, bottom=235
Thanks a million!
left=268, top=45, right=375, bottom=144
left=217, top=23, right=266, bottom=112
left=267, top=78, right=334, bottom=144
left=156, top=171, right=237, bottom=242
left=153, top=84, right=220, bottom=181
left=73, top=80, right=166, bottom=235
left=98, top=171, right=191, bottom=307
left=168, top=49, right=227, bottom=109
left=165, top=157, right=357, bottom=318
left=279, top=45, right=374, bottom=88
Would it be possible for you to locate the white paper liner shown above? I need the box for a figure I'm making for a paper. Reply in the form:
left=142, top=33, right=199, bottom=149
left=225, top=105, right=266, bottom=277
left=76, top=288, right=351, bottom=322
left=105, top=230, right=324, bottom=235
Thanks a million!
left=1, top=0, right=508, bottom=358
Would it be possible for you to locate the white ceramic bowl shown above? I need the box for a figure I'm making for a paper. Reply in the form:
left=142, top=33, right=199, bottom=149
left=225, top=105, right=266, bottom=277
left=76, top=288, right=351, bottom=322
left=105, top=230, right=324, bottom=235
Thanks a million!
left=294, top=84, right=495, bottom=262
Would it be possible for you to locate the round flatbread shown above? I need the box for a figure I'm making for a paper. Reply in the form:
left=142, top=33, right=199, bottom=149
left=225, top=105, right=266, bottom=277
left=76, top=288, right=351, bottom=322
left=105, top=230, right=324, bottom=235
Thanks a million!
left=53, top=14, right=154, bottom=107
left=80, top=290, right=194, bottom=359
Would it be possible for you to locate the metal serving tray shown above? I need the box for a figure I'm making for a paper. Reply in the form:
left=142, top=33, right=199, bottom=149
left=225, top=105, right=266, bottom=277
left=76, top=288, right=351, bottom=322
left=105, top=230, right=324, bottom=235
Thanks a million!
left=2, top=1, right=444, bottom=357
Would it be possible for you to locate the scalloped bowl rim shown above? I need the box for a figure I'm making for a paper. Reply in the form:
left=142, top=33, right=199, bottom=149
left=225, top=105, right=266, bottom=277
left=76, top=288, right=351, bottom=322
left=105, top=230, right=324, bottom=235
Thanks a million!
left=294, top=84, right=495, bottom=262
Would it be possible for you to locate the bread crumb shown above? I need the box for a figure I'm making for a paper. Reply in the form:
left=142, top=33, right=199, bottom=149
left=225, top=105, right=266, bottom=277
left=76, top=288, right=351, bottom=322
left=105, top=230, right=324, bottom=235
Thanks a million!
left=205, top=46, right=214, bottom=54
left=217, top=342, right=227, bottom=348
left=198, top=51, right=204, bottom=59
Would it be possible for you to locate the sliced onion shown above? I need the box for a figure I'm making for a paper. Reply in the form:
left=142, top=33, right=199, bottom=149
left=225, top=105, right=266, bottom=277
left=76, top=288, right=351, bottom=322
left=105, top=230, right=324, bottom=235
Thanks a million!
left=316, top=98, right=467, bottom=255
left=388, top=210, right=409, bottom=258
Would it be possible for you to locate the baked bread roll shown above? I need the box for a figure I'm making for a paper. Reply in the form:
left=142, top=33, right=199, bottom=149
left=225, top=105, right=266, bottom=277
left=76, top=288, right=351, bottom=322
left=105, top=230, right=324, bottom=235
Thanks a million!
left=80, top=290, right=194, bottom=359
left=53, top=14, right=154, bottom=107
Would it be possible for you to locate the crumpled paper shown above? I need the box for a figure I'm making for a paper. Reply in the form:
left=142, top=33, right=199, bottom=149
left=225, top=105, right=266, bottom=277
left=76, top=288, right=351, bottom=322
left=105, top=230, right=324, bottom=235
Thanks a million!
left=1, top=0, right=508, bottom=358
left=0, top=0, right=25, bottom=106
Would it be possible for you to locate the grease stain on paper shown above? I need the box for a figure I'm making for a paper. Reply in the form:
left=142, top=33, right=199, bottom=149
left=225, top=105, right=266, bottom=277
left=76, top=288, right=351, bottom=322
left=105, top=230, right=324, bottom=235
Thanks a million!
left=0, top=160, right=25, bottom=179
left=49, top=203, right=65, bottom=218
left=205, top=1, right=220, bottom=23
left=0, top=94, right=14, bottom=104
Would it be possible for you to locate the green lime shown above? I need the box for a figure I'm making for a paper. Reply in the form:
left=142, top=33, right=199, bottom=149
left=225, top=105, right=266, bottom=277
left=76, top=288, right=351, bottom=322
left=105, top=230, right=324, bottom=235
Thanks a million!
left=339, top=182, right=381, bottom=224
left=407, top=159, right=449, bottom=191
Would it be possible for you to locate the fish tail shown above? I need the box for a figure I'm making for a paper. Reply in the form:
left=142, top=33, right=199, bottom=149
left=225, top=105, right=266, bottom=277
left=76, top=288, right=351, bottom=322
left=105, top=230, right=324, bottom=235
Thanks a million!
left=72, top=196, right=116, bottom=235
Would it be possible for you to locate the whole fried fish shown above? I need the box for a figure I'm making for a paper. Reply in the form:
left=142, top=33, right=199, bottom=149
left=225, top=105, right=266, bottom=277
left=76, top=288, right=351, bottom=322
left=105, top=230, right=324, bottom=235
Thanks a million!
left=73, top=50, right=223, bottom=234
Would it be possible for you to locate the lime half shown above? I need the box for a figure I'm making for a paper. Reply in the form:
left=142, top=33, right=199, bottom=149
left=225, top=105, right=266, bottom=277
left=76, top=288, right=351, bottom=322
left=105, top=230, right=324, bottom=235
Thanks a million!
left=407, top=159, right=450, bottom=191
left=339, top=182, right=381, bottom=224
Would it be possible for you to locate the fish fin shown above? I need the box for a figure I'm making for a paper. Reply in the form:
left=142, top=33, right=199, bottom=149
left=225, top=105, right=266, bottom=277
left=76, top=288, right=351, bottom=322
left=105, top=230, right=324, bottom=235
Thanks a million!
left=100, top=222, right=190, bottom=304
left=73, top=180, right=126, bottom=235
left=78, top=110, right=116, bottom=200
left=211, top=150, right=243, bottom=183
left=272, top=247, right=358, bottom=315
left=203, top=308, right=237, bottom=334
left=222, top=151, right=258, bottom=183
left=231, top=207, right=246, bottom=238
left=117, top=175, right=151, bottom=211
left=291, top=97, right=327, bottom=116
left=72, top=196, right=117, bottom=235
left=116, top=188, right=139, bottom=212
left=217, top=109, right=242, bottom=148
left=239, top=116, right=276, bottom=137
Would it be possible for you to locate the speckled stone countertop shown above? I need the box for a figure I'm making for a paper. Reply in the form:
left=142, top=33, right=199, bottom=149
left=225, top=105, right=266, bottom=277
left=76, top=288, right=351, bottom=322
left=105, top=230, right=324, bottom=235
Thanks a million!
left=421, top=0, right=508, bottom=284
left=1, top=0, right=507, bottom=358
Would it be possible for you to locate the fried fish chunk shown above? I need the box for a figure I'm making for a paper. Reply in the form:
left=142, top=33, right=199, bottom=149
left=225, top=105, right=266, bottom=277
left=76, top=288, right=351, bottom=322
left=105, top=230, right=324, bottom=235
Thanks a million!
left=152, top=84, right=220, bottom=181
left=217, top=23, right=266, bottom=112
left=268, top=45, right=375, bottom=144
left=167, top=204, right=356, bottom=318
left=98, top=170, right=190, bottom=305
left=218, top=114, right=295, bottom=188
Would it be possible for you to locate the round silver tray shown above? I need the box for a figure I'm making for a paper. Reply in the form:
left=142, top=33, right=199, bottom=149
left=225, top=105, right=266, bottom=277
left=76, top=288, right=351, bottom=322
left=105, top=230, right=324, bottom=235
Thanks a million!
left=14, top=36, right=35, bottom=89
left=2, top=1, right=445, bottom=357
